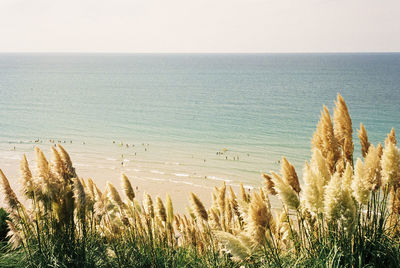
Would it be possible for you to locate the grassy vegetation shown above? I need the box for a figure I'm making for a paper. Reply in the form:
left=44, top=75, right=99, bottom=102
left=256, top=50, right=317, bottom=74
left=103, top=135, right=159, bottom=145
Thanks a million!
left=1, top=94, right=400, bottom=267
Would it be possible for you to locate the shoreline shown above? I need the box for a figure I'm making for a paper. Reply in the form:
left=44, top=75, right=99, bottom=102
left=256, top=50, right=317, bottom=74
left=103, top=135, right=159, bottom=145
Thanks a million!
left=0, top=142, right=271, bottom=213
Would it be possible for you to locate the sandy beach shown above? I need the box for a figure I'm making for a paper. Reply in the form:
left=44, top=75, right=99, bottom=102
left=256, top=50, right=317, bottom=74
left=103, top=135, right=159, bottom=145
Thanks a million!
left=0, top=142, right=261, bottom=214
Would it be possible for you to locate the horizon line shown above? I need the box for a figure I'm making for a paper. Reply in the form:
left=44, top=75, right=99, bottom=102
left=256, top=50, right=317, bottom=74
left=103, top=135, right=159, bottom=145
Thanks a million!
left=0, top=51, right=399, bottom=54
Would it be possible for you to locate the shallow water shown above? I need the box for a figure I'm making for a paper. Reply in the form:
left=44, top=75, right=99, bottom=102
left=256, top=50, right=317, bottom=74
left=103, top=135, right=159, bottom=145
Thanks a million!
left=0, top=53, right=399, bottom=190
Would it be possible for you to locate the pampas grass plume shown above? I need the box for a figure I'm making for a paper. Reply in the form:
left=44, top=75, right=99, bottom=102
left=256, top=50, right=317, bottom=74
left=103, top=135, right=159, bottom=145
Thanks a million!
left=302, top=162, right=325, bottom=215
left=20, top=154, right=34, bottom=199
left=156, top=196, right=167, bottom=222
left=247, top=192, right=273, bottom=246
left=324, top=171, right=356, bottom=232
left=143, top=192, right=155, bottom=218
left=214, top=231, right=250, bottom=260
left=271, top=171, right=299, bottom=209
left=281, top=157, right=301, bottom=193
left=121, top=173, right=135, bottom=202
left=166, top=193, right=174, bottom=223
left=190, top=193, right=208, bottom=221
left=381, top=142, right=400, bottom=187
left=240, top=183, right=249, bottom=203
left=385, top=128, right=397, bottom=146
left=312, top=105, right=339, bottom=173
left=0, top=169, right=21, bottom=211
left=358, top=123, right=370, bottom=158
left=57, top=144, right=77, bottom=179
left=107, top=181, right=124, bottom=207
left=364, top=145, right=382, bottom=190
left=352, top=158, right=370, bottom=205
left=333, top=93, right=353, bottom=164
left=73, top=177, right=86, bottom=218
left=262, top=173, right=277, bottom=196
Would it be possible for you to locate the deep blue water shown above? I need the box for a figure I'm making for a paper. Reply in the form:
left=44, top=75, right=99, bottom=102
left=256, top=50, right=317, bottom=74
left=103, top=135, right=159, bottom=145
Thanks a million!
left=0, top=53, right=399, bottom=186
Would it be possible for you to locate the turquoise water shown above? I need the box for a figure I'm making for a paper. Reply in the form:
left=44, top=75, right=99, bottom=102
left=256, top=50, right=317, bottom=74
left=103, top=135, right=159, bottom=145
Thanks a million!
left=0, top=53, right=399, bottom=188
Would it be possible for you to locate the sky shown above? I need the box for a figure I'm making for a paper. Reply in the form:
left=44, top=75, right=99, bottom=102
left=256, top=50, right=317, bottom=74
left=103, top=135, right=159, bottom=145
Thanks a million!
left=0, top=0, right=399, bottom=53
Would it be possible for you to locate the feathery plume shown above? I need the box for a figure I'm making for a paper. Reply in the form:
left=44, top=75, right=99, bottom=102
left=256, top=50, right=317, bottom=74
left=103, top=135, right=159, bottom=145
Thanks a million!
left=342, top=163, right=353, bottom=190
left=390, top=186, right=400, bottom=215
left=324, top=172, right=356, bottom=233
left=7, top=220, right=22, bottom=249
left=50, top=146, right=64, bottom=178
left=0, top=169, right=21, bottom=211
left=281, top=157, right=301, bottom=193
left=107, top=182, right=123, bottom=207
left=121, top=173, right=135, bottom=202
left=351, top=159, right=370, bottom=205
left=262, top=173, right=277, bottom=196
left=381, top=142, right=400, bottom=187
left=218, top=182, right=226, bottom=215
left=210, top=208, right=222, bottom=229
left=94, top=185, right=103, bottom=201
left=35, top=147, right=49, bottom=181
left=190, top=193, right=208, bottom=221
left=385, top=128, right=397, bottom=147
left=271, top=171, right=299, bottom=209
left=310, top=149, right=331, bottom=185
left=20, top=154, right=34, bottom=199
left=35, top=147, right=60, bottom=202
left=364, top=145, right=382, bottom=190
left=358, top=123, right=370, bottom=158
left=302, top=162, right=325, bottom=215
left=240, top=183, right=250, bottom=203
left=247, top=192, right=273, bottom=246
left=165, top=193, right=174, bottom=223
left=57, top=144, right=77, bottom=179
left=333, top=94, right=353, bottom=164
left=156, top=196, right=167, bottom=222
left=87, top=178, right=96, bottom=199
left=73, top=178, right=86, bottom=218
left=143, top=192, right=154, bottom=218
left=377, top=143, right=383, bottom=157
left=312, top=105, right=340, bottom=173
left=214, top=231, right=250, bottom=261
left=228, top=186, right=240, bottom=220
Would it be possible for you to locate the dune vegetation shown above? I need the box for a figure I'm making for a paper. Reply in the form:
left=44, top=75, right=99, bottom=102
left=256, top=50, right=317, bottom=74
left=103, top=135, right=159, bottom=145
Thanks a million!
left=1, top=94, right=400, bottom=267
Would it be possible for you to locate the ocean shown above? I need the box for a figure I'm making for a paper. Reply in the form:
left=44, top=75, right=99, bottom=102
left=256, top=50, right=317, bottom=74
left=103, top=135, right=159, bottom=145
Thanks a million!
left=0, top=53, right=399, bottom=192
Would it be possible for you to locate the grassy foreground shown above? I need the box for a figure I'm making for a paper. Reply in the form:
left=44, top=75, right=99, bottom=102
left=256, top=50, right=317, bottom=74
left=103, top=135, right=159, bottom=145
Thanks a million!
left=1, top=94, right=400, bottom=267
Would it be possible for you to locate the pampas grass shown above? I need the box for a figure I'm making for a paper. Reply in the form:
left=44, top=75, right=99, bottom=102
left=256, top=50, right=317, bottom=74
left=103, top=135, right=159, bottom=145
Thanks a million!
left=333, top=93, right=354, bottom=166
left=121, top=173, right=135, bottom=202
left=358, top=123, right=370, bottom=158
left=1, top=95, right=400, bottom=267
left=190, top=193, right=208, bottom=221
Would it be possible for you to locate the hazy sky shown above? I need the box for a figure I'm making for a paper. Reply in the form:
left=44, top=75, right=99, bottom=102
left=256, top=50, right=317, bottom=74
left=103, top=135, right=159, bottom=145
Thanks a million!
left=1, top=0, right=399, bottom=53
